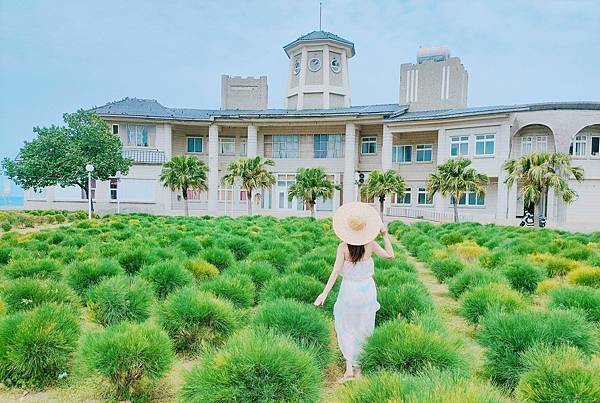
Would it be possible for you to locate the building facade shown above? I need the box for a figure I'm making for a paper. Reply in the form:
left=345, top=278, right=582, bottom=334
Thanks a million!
left=24, top=31, right=600, bottom=230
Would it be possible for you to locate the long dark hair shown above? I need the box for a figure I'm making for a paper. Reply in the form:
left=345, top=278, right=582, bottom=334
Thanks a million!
left=347, top=244, right=366, bottom=264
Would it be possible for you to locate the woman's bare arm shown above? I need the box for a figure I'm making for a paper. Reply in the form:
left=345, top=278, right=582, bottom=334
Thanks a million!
left=314, top=243, right=345, bottom=306
left=371, top=225, right=394, bottom=259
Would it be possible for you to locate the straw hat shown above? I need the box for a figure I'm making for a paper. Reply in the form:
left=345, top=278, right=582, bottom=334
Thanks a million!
left=333, top=202, right=382, bottom=245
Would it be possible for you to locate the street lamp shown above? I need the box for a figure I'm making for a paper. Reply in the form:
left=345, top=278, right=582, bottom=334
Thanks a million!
left=115, top=171, right=121, bottom=214
left=85, top=164, right=94, bottom=219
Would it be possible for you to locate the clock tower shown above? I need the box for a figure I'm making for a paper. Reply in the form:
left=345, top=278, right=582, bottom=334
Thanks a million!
left=283, top=31, right=354, bottom=110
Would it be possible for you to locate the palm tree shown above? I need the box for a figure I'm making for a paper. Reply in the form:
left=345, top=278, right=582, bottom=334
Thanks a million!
left=427, top=157, right=489, bottom=223
left=360, top=169, right=406, bottom=218
left=287, top=167, right=340, bottom=218
left=160, top=155, right=208, bottom=216
left=503, top=152, right=584, bottom=226
left=222, top=156, right=276, bottom=216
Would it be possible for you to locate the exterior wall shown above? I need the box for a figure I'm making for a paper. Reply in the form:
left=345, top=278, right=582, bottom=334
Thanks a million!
left=221, top=75, right=268, bottom=110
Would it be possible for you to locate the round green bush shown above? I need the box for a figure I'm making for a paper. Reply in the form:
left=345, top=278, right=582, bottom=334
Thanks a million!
left=0, top=247, right=12, bottom=265
left=333, top=371, right=416, bottom=402
left=183, top=259, right=219, bottom=281
left=377, top=283, right=434, bottom=324
left=80, top=322, right=173, bottom=400
left=0, top=278, right=78, bottom=313
left=156, top=287, right=237, bottom=354
left=0, top=303, right=79, bottom=388
left=430, top=257, right=466, bottom=282
left=178, top=237, right=202, bottom=256
left=65, top=258, right=123, bottom=296
left=4, top=258, right=60, bottom=280
left=229, top=261, right=278, bottom=289
left=87, top=276, right=154, bottom=326
left=479, top=309, right=597, bottom=388
left=516, top=344, right=600, bottom=402
left=374, top=269, right=420, bottom=288
left=248, top=248, right=292, bottom=271
left=117, top=247, right=151, bottom=274
left=561, top=246, right=593, bottom=261
left=460, top=283, right=525, bottom=324
left=199, top=273, right=256, bottom=308
left=359, top=320, right=467, bottom=375
left=448, top=266, right=505, bottom=298
left=200, top=247, right=235, bottom=271
left=287, top=259, right=330, bottom=283
left=139, top=261, right=194, bottom=299
left=480, top=250, right=510, bottom=269
left=260, top=273, right=323, bottom=305
left=567, top=265, right=600, bottom=288
left=224, top=236, right=254, bottom=260
left=544, top=255, right=578, bottom=276
left=549, top=285, right=600, bottom=323
left=251, top=299, right=332, bottom=367
left=440, top=231, right=465, bottom=246
left=500, top=260, right=545, bottom=293
left=180, top=329, right=321, bottom=403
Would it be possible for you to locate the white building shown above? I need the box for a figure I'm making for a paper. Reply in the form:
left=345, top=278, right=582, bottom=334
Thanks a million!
left=24, top=31, right=600, bottom=230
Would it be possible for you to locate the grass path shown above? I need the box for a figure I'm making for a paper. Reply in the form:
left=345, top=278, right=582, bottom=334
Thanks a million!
left=392, top=238, right=486, bottom=372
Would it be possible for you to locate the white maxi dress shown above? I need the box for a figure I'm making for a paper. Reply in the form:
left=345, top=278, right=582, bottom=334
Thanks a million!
left=333, top=257, right=380, bottom=365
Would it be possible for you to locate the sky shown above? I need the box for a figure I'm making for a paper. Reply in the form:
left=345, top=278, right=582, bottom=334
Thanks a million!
left=1, top=0, right=599, bottom=192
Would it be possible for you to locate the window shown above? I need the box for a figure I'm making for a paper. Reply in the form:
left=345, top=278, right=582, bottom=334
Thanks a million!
left=475, top=134, right=495, bottom=156
left=591, top=136, right=600, bottom=157
left=219, top=138, right=235, bottom=155
left=416, top=144, right=433, bottom=162
left=218, top=186, right=233, bottom=201
left=187, top=137, right=203, bottom=153
left=127, top=125, right=149, bottom=147
left=522, top=136, right=533, bottom=154
left=361, top=136, right=377, bottom=155
left=451, top=191, right=485, bottom=206
left=81, top=179, right=96, bottom=200
left=417, top=188, right=433, bottom=205
left=394, top=188, right=411, bottom=205
left=271, top=135, right=300, bottom=158
left=186, top=189, right=204, bottom=201
left=536, top=136, right=547, bottom=152
left=392, top=145, right=412, bottom=163
left=260, top=188, right=272, bottom=209
left=314, top=134, right=343, bottom=158
left=316, top=174, right=336, bottom=211
left=277, top=174, right=296, bottom=209
left=240, top=190, right=250, bottom=201
left=450, top=136, right=469, bottom=157
left=570, top=135, right=587, bottom=157
left=240, top=139, right=247, bottom=156
left=112, top=124, right=119, bottom=135
left=110, top=178, right=118, bottom=200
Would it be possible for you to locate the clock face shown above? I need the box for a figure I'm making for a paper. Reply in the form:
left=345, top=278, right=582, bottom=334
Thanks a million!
left=293, top=58, right=301, bottom=75
left=308, top=58, right=321, bottom=72
left=330, top=57, right=341, bottom=73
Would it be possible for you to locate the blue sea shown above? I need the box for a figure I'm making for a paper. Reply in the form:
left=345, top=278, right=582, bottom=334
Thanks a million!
left=0, top=196, right=24, bottom=208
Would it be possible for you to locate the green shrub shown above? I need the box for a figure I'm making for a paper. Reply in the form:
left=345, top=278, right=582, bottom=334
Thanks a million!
left=248, top=248, right=291, bottom=271
left=80, top=323, right=173, bottom=400
left=480, top=250, right=510, bottom=269
left=287, top=259, right=330, bottom=283
left=516, top=344, right=600, bottom=402
left=230, top=261, right=278, bottom=289
left=260, top=273, right=323, bottom=306
left=374, top=269, right=420, bottom=288
left=0, top=304, right=79, bottom=388
left=430, top=257, right=466, bottom=282
left=561, top=245, right=593, bottom=261
left=139, top=261, right=194, bottom=299
left=87, top=276, right=154, bottom=326
left=1, top=222, right=11, bottom=232
left=359, top=320, right=467, bottom=375
left=251, top=299, right=331, bottom=367
left=180, top=329, right=321, bottom=403
left=448, top=266, right=505, bottom=298
left=549, top=285, right=600, bottom=323
left=333, top=371, right=416, bottom=403
left=544, top=255, right=578, bottom=276
left=199, top=273, right=256, bottom=308
left=117, top=247, right=151, bottom=274
left=183, top=259, right=219, bottom=281
left=0, top=247, right=11, bottom=265
left=377, top=283, right=434, bottom=324
left=440, top=231, right=464, bottom=246
left=224, top=236, right=254, bottom=260
left=4, top=258, right=60, bottom=280
left=65, top=258, right=123, bottom=296
left=0, top=278, right=78, bottom=313
left=479, top=309, right=597, bottom=388
left=200, top=247, right=235, bottom=271
left=156, top=288, right=237, bottom=355
left=567, top=266, right=600, bottom=288
left=500, top=260, right=545, bottom=293
left=178, top=237, right=202, bottom=256
left=460, top=283, right=526, bottom=324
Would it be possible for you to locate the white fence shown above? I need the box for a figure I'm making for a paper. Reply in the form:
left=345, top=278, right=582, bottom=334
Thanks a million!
left=386, top=206, right=475, bottom=223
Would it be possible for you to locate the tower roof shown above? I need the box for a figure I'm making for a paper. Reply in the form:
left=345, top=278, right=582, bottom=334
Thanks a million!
left=283, top=30, right=355, bottom=57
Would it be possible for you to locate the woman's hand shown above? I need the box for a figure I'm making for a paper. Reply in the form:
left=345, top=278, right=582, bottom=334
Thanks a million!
left=380, top=224, right=388, bottom=236
left=314, top=292, right=327, bottom=307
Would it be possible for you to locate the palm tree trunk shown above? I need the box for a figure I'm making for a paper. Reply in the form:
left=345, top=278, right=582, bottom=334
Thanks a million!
left=453, top=202, right=459, bottom=223
left=247, top=190, right=253, bottom=216
left=183, top=193, right=189, bottom=217
left=310, top=201, right=315, bottom=218
left=534, top=199, right=541, bottom=227
left=379, top=196, right=385, bottom=219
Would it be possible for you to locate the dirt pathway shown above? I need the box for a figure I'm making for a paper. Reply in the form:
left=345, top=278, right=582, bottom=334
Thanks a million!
left=0, top=223, right=71, bottom=236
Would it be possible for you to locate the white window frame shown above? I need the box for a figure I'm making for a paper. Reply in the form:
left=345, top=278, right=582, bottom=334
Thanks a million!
left=417, top=187, right=433, bottom=205
left=571, top=135, right=587, bottom=157
left=361, top=136, right=377, bottom=155
left=392, top=145, right=412, bottom=163
left=314, top=134, right=344, bottom=159
left=240, top=139, right=247, bottom=156
left=186, top=189, right=205, bottom=201
left=109, top=178, right=118, bottom=201
left=270, top=135, right=300, bottom=159
left=394, top=188, right=411, bottom=205
left=416, top=144, right=433, bottom=162
left=81, top=179, right=96, bottom=200
left=219, top=137, right=235, bottom=155
left=450, top=191, right=485, bottom=207
left=521, top=136, right=533, bottom=155
left=218, top=186, right=233, bottom=202
left=186, top=136, right=203, bottom=154
left=591, top=135, right=600, bottom=158
left=450, top=136, right=469, bottom=157
left=536, top=136, right=548, bottom=153
left=126, top=125, right=149, bottom=147
left=475, top=134, right=495, bottom=156
left=112, top=124, right=119, bottom=135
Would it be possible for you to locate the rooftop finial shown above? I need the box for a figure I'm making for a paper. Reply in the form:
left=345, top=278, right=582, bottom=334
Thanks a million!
left=319, top=1, right=322, bottom=30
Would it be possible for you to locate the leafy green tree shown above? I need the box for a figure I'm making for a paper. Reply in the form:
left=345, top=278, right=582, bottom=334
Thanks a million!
left=360, top=169, right=406, bottom=218
left=427, top=157, right=489, bottom=223
left=160, top=155, right=208, bottom=216
left=287, top=167, right=340, bottom=217
left=503, top=152, right=584, bottom=226
left=222, top=156, right=276, bottom=216
left=2, top=110, right=132, bottom=212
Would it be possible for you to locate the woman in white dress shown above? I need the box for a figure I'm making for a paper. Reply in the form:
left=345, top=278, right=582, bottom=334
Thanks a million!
left=314, top=202, right=394, bottom=381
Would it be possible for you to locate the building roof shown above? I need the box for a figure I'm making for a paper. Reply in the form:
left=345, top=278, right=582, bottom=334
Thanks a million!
left=283, top=30, right=355, bottom=57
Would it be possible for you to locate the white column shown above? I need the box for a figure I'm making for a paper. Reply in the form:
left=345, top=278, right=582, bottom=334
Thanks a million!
left=247, top=124, right=258, bottom=158
left=208, top=124, right=219, bottom=213
left=381, top=125, right=393, bottom=171
left=434, top=128, right=446, bottom=215
left=495, top=124, right=513, bottom=225
left=545, top=188, right=557, bottom=228
left=322, top=45, right=330, bottom=109
left=343, top=123, right=356, bottom=204
left=163, top=124, right=172, bottom=160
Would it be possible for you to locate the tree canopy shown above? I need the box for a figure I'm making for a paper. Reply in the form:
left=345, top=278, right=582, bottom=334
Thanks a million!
left=160, top=155, right=208, bottom=216
left=360, top=169, right=406, bottom=217
left=221, top=156, right=276, bottom=215
left=287, top=167, right=340, bottom=217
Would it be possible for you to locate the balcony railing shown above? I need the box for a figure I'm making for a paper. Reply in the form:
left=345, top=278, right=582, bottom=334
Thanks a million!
left=122, top=149, right=166, bottom=164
